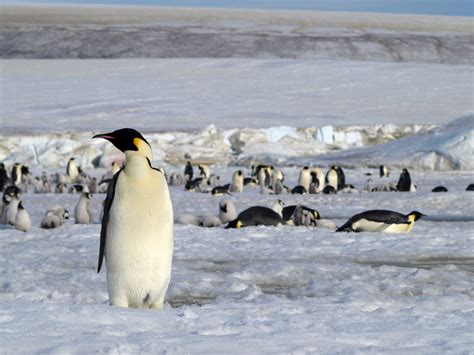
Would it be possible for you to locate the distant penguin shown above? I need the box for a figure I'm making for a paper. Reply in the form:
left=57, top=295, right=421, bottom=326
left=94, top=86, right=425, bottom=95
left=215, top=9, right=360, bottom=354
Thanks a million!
left=75, top=192, right=94, bottom=224
left=292, top=205, right=318, bottom=227
left=0, top=163, right=8, bottom=192
left=14, top=202, right=31, bottom=232
left=379, top=165, right=389, bottom=178
left=55, top=183, right=68, bottom=193
left=93, top=128, right=173, bottom=309
left=225, top=206, right=284, bottom=228
left=325, top=167, right=338, bottom=190
left=175, top=213, right=200, bottom=226
left=67, top=158, right=79, bottom=183
left=199, top=215, right=222, bottom=228
left=291, top=185, right=307, bottom=195
left=2, top=194, right=20, bottom=225
left=466, top=184, right=474, bottom=191
left=184, top=161, right=193, bottom=181
left=364, top=178, right=373, bottom=192
left=298, top=167, right=311, bottom=192
left=40, top=204, right=69, bottom=229
left=198, top=164, right=210, bottom=179
left=271, top=169, right=285, bottom=189
left=340, top=184, right=359, bottom=193
left=432, top=186, right=448, bottom=193
left=243, top=177, right=257, bottom=187
left=336, top=210, right=424, bottom=233
left=334, top=166, right=346, bottom=190
left=11, top=163, right=23, bottom=186
left=1, top=185, right=21, bottom=217
left=229, top=170, right=244, bottom=193
left=273, top=179, right=287, bottom=195
left=69, top=184, right=90, bottom=194
left=311, top=168, right=325, bottom=193
left=211, top=185, right=230, bottom=196
left=282, top=205, right=319, bottom=224
left=396, top=168, right=411, bottom=192
left=219, top=199, right=237, bottom=224
left=322, top=185, right=337, bottom=194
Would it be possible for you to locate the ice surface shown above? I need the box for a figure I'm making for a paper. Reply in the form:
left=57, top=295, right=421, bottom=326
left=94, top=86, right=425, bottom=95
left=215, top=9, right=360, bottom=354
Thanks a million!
left=0, top=167, right=473, bottom=352
left=1, top=59, right=472, bottom=134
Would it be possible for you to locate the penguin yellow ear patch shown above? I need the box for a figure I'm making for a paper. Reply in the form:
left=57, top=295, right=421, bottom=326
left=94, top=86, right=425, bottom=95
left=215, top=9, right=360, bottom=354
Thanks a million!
left=236, top=220, right=243, bottom=228
left=133, top=137, right=143, bottom=150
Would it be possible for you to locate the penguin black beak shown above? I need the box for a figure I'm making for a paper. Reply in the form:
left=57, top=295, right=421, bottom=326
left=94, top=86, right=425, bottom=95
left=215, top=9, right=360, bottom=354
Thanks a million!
left=92, top=132, right=115, bottom=140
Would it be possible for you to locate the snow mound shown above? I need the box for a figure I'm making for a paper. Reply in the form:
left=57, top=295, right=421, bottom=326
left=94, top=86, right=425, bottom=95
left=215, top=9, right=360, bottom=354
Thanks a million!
left=317, top=115, right=474, bottom=170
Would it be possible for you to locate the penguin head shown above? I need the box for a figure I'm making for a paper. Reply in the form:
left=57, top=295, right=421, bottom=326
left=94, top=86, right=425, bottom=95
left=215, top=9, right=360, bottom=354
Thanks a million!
left=408, top=211, right=425, bottom=222
left=219, top=200, right=228, bottom=213
left=93, top=128, right=152, bottom=160
left=225, top=219, right=243, bottom=229
left=18, top=201, right=24, bottom=210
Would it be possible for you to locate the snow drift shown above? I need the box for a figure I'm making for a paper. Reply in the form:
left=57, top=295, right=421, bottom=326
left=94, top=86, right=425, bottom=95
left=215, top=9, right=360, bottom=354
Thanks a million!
left=0, top=116, right=471, bottom=171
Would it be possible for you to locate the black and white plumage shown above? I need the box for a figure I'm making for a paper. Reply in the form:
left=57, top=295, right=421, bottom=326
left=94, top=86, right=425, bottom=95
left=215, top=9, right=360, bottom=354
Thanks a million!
left=336, top=210, right=424, bottom=233
left=396, top=168, right=412, bottom=192
left=225, top=206, right=284, bottom=229
left=94, top=128, right=173, bottom=310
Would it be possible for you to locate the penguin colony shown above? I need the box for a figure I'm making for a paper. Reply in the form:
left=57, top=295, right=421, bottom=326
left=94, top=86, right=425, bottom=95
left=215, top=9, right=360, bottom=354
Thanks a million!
left=2, top=128, right=472, bottom=309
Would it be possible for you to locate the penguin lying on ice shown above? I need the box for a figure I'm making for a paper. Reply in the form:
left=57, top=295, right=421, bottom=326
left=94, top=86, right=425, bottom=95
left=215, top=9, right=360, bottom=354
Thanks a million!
left=225, top=206, right=284, bottom=229
left=336, top=210, right=424, bottom=233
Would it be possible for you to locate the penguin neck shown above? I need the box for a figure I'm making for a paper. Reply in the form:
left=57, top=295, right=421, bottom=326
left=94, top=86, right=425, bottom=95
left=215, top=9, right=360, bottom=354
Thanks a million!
left=124, top=151, right=153, bottom=177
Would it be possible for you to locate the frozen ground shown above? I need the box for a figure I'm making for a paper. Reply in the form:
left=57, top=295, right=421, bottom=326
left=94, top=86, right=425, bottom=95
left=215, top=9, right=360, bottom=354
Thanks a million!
left=1, top=59, right=473, bottom=134
left=1, top=166, right=473, bottom=352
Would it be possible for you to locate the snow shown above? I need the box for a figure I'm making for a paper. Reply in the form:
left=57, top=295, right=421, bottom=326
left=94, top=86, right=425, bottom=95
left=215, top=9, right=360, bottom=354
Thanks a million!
left=0, top=9, right=473, bottom=349
left=1, top=167, right=473, bottom=352
left=1, top=59, right=472, bottom=134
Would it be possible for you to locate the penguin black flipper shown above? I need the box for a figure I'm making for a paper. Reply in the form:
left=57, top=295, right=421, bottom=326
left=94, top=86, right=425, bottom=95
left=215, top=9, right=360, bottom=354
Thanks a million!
left=98, top=169, right=122, bottom=273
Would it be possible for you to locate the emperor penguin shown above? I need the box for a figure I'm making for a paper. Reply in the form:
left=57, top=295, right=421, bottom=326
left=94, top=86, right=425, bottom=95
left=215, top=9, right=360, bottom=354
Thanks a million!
left=67, top=158, right=79, bottom=183
left=310, top=168, right=325, bottom=193
left=93, top=128, right=173, bottom=309
left=11, top=163, right=22, bottom=186
left=74, top=192, right=94, bottom=224
left=396, top=168, right=411, bottom=192
left=198, top=164, right=210, bottom=179
left=184, top=161, right=193, bottom=181
left=14, top=202, right=31, bottom=232
left=325, top=167, right=338, bottom=190
left=336, top=210, right=424, bottom=233
left=298, top=167, right=311, bottom=192
left=379, top=165, right=389, bottom=178
left=225, top=206, right=284, bottom=229
left=229, top=170, right=244, bottom=193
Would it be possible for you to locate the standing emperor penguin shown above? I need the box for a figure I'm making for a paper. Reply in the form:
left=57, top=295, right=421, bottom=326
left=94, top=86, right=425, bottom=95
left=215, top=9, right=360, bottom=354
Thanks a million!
left=67, top=158, right=79, bottom=183
left=93, top=128, right=173, bottom=309
left=325, top=167, right=338, bottom=190
left=298, top=167, right=311, bottom=192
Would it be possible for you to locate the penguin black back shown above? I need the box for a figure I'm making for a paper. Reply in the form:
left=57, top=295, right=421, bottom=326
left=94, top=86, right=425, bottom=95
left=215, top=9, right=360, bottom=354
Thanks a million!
left=225, top=206, right=284, bottom=228
left=397, top=169, right=411, bottom=192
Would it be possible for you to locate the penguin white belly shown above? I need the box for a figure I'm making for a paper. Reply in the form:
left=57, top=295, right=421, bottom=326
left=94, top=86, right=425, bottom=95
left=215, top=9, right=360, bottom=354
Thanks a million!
left=352, top=219, right=412, bottom=233
left=106, top=171, right=173, bottom=309
left=383, top=222, right=413, bottom=233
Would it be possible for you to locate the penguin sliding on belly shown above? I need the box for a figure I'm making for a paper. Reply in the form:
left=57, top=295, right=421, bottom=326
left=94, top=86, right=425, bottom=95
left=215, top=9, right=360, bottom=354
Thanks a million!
left=225, top=206, right=284, bottom=228
left=336, top=210, right=424, bottom=233
left=93, top=128, right=173, bottom=309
